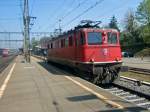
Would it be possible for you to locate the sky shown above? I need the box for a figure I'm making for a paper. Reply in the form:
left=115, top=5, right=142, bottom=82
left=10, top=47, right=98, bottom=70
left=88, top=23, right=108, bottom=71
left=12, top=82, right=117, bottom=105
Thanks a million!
left=0, top=0, right=143, bottom=33
left=0, top=0, right=144, bottom=49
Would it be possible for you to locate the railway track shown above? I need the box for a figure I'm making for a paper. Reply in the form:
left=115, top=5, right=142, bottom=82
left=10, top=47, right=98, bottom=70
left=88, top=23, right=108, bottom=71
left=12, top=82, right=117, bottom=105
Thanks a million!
left=0, top=55, right=17, bottom=73
left=128, top=67, right=150, bottom=75
left=102, top=76, right=150, bottom=110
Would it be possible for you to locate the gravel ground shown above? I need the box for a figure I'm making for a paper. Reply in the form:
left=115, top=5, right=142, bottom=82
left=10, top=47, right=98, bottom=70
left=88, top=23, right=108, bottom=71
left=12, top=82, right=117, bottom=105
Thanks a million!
left=115, top=78, right=150, bottom=98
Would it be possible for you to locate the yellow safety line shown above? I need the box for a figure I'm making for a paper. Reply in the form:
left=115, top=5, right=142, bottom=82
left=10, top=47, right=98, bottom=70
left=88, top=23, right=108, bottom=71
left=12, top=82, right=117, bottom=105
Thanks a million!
left=65, top=76, right=124, bottom=109
left=0, top=63, right=16, bottom=99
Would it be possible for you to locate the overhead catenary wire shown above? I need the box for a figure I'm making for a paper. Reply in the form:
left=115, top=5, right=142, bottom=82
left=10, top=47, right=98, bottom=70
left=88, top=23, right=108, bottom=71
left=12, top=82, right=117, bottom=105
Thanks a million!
left=94, top=0, right=131, bottom=29
left=62, top=0, right=105, bottom=28
left=51, top=0, right=88, bottom=31
left=61, top=0, right=88, bottom=20
left=40, top=0, right=67, bottom=31
left=96, top=0, right=131, bottom=19
left=34, top=0, right=131, bottom=32
left=57, top=0, right=76, bottom=20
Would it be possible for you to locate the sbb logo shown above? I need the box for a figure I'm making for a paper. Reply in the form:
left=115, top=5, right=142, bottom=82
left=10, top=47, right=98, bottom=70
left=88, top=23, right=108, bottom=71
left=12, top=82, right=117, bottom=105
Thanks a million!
left=102, top=48, right=108, bottom=56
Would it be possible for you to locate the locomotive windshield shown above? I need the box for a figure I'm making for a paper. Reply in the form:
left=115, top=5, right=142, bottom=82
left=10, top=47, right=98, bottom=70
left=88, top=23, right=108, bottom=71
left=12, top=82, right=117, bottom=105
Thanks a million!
left=107, top=32, right=118, bottom=44
left=88, top=32, right=102, bottom=45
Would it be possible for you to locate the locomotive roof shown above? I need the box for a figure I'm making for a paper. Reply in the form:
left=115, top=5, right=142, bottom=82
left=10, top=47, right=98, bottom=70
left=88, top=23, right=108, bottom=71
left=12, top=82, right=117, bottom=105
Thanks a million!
left=80, top=28, right=118, bottom=32
left=48, top=28, right=118, bottom=41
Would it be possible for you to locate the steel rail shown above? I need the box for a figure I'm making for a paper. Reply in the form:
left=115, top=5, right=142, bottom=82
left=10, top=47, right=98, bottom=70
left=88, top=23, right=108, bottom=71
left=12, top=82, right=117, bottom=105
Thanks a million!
left=0, top=55, right=17, bottom=73
left=128, top=67, right=150, bottom=75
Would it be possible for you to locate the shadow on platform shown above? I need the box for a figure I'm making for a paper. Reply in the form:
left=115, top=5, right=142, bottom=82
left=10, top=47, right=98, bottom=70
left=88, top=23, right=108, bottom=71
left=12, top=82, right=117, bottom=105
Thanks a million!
left=37, top=61, right=77, bottom=77
left=67, top=94, right=97, bottom=102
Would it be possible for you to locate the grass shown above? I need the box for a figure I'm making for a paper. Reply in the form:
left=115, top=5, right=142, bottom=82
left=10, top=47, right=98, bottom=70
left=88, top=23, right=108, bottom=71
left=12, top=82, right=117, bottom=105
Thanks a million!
left=120, top=72, right=150, bottom=83
left=135, top=48, right=150, bottom=57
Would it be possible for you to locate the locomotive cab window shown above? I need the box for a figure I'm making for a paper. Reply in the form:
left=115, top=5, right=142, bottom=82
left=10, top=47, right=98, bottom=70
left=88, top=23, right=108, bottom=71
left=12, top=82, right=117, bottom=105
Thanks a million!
left=107, top=32, right=118, bottom=44
left=88, top=32, right=102, bottom=45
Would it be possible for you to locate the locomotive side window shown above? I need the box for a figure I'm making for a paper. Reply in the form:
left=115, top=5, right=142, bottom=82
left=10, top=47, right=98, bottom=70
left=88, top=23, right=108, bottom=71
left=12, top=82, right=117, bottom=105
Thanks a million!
left=47, top=44, right=50, bottom=49
left=107, top=32, right=117, bottom=44
left=59, top=40, right=61, bottom=48
left=61, top=40, right=63, bottom=48
left=55, top=41, right=59, bottom=48
left=69, top=36, right=73, bottom=46
left=88, top=32, right=102, bottom=45
left=51, top=43, right=53, bottom=49
left=61, top=39, right=65, bottom=48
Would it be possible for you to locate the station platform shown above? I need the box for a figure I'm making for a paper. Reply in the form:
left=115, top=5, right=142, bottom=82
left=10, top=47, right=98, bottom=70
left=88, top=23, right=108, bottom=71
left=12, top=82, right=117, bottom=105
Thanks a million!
left=123, top=57, right=150, bottom=69
left=0, top=56, right=148, bottom=112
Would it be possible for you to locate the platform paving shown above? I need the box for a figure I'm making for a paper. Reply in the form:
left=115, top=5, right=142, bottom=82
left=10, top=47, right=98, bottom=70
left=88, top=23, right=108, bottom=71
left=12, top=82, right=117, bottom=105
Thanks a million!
left=0, top=56, right=148, bottom=112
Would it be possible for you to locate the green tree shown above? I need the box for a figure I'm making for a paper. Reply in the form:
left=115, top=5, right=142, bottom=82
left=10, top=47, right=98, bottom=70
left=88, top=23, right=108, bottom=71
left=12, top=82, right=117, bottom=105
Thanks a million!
left=141, top=25, right=150, bottom=43
left=124, top=11, right=137, bottom=32
left=31, top=37, right=39, bottom=50
left=121, top=10, right=143, bottom=53
left=124, top=10, right=142, bottom=44
left=109, top=16, right=119, bottom=31
left=136, top=0, right=150, bottom=44
left=136, top=0, right=150, bottom=25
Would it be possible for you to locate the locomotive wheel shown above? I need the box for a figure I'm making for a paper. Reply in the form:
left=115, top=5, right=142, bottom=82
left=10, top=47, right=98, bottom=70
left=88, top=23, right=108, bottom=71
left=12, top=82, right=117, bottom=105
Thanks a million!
left=92, top=68, right=119, bottom=84
left=92, top=73, right=102, bottom=84
left=91, top=68, right=110, bottom=84
left=102, top=68, right=118, bottom=84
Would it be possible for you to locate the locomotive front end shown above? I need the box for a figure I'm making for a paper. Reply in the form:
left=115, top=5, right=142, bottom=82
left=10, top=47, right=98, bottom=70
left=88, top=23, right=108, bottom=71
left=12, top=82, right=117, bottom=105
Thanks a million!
left=83, top=29, right=122, bottom=84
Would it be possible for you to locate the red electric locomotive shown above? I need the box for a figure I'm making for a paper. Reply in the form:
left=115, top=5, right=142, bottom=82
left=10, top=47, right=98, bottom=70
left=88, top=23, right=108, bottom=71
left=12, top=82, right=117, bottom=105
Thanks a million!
left=2, top=48, right=9, bottom=57
left=44, top=23, right=122, bottom=84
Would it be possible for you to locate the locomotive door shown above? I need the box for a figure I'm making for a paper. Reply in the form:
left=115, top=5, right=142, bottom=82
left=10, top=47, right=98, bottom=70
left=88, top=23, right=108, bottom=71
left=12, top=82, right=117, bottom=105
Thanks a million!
left=75, top=31, right=79, bottom=61
left=75, top=31, right=83, bottom=62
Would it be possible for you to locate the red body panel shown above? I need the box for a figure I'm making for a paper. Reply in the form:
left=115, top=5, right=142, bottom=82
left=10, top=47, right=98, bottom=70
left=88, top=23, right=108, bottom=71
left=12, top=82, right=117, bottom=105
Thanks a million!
left=83, top=45, right=122, bottom=62
left=45, top=28, right=122, bottom=65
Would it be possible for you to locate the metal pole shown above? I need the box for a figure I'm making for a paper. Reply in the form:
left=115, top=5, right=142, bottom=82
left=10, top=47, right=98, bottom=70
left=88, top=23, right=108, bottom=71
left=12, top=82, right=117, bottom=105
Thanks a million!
left=23, top=0, right=26, bottom=60
left=24, top=0, right=30, bottom=62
